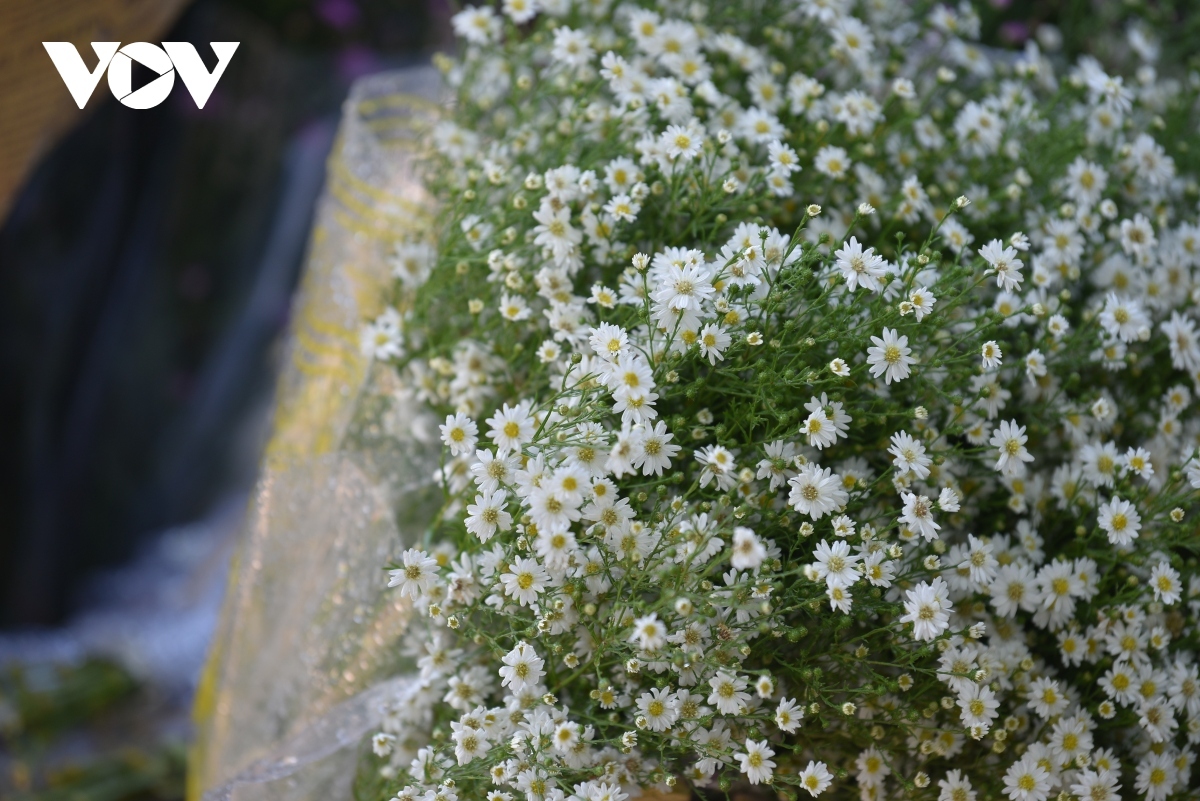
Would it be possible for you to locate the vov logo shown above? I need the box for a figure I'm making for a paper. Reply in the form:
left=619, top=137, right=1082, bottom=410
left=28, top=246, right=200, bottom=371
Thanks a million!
left=43, top=42, right=239, bottom=110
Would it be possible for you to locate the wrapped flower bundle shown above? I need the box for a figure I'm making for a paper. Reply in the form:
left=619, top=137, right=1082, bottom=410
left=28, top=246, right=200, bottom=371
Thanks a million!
left=358, top=2, right=1200, bottom=800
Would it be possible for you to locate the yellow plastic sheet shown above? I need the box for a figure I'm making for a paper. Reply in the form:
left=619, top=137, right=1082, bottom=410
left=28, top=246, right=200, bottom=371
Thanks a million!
left=189, top=67, right=444, bottom=801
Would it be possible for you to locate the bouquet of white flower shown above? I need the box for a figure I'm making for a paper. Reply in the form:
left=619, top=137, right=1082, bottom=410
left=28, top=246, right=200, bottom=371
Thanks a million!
left=357, top=2, right=1200, bottom=800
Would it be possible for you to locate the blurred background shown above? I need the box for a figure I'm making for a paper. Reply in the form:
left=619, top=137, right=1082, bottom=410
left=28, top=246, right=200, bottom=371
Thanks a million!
left=0, top=0, right=444, bottom=797
left=1, top=0, right=1199, bottom=799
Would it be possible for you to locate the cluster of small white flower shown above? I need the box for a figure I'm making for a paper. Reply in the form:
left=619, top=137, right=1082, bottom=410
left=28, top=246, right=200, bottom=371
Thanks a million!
left=357, top=2, right=1200, bottom=800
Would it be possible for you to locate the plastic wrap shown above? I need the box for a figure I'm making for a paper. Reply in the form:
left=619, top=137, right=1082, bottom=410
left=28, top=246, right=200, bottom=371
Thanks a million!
left=189, top=67, right=446, bottom=801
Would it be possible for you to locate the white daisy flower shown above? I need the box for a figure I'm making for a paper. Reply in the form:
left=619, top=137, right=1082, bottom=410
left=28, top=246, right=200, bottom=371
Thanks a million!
left=814, top=145, right=851, bottom=179
left=788, top=464, right=849, bottom=519
left=635, top=687, right=678, bottom=731
left=499, top=641, right=544, bottom=692
left=957, top=683, right=999, bottom=730
left=451, top=5, right=501, bottom=44
left=980, top=239, right=1025, bottom=291
left=901, top=577, right=952, bottom=641
left=900, top=492, right=941, bottom=541
left=731, top=526, right=766, bottom=570
left=834, top=236, right=887, bottom=292
left=1097, top=495, right=1141, bottom=546
left=798, top=760, right=833, bottom=797
left=440, top=413, right=479, bottom=456
left=707, top=670, right=750, bottom=714
left=1026, top=677, right=1068, bottom=719
left=1149, top=562, right=1182, bottom=604
left=388, top=548, right=440, bottom=599
left=698, top=323, right=731, bottom=364
left=990, top=420, right=1033, bottom=476
left=628, top=612, right=668, bottom=650
left=499, top=557, right=549, bottom=606
left=866, top=327, right=915, bottom=384
left=889, top=431, right=932, bottom=479
left=810, top=539, right=860, bottom=588
left=774, top=697, right=803, bottom=732
left=737, top=739, right=776, bottom=785
left=980, top=340, right=1003, bottom=370
left=465, top=490, right=511, bottom=543
left=937, top=770, right=977, bottom=801
left=1002, top=755, right=1051, bottom=801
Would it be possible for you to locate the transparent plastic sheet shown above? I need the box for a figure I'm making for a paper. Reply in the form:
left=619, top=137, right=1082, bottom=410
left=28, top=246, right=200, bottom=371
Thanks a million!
left=189, top=67, right=446, bottom=801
